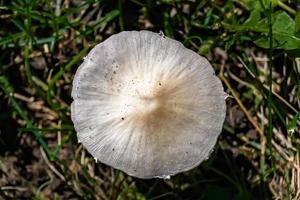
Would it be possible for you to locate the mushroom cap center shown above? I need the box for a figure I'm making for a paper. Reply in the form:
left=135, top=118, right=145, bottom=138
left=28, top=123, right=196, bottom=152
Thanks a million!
left=139, top=96, right=161, bottom=114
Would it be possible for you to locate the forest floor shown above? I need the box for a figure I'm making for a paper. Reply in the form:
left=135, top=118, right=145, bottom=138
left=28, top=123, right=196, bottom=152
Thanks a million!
left=0, top=0, right=300, bottom=199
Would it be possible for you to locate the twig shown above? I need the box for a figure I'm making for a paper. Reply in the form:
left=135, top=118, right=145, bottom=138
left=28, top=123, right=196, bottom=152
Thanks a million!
left=219, top=64, right=264, bottom=136
left=260, top=106, right=267, bottom=182
left=219, top=64, right=297, bottom=166
left=228, top=71, right=298, bottom=113
left=40, top=146, right=66, bottom=181
left=277, top=0, right=296, bottom=16
left=0, top=186, right=28, bottom=191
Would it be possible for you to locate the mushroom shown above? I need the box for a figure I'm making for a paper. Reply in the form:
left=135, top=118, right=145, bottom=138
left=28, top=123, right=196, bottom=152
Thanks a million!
left=71, top=30, right=226, bottom=179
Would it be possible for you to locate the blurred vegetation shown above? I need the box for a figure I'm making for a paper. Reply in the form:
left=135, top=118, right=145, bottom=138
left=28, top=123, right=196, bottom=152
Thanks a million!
left=0, top=0, right=299, bottom=199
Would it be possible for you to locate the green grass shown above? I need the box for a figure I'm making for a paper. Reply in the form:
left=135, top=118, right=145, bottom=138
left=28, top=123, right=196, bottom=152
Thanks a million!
left=0, top=0, right=299, bottom=199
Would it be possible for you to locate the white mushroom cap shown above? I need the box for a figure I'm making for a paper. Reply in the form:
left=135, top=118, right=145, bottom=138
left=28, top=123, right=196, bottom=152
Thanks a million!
left=71, top=30, right=226, bottom=179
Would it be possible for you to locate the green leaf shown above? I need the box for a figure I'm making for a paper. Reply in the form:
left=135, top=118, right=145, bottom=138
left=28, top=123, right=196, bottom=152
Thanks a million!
left=79, top=10, right=120, bottom=37
left=295, top=12, right=300, bottom=36
left=0, top=32, right=24, bottom=46
left=287, top=111, right=300, bottom=134
left=271, top=11, right=294, bottom=34
left=224, top=10, right=300, bottom=50
left=255, top=35, right=300, bottom=49
left=255, top=11, right=300, bottom=49
left=243, top=7, right=261, bottom=26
